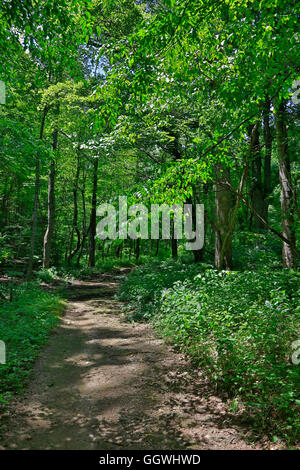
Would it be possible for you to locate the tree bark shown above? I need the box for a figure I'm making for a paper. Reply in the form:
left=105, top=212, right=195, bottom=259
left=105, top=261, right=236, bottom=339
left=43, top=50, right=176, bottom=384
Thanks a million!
left=26, top=106, right=48, bottom=279
left=274, top=98, right=296, bottom=268
left=76, top=169, right=88, bottom=267
left=214, top=167, right=233, bottom=270
left=135, top=238, right=140, bottom=260
left=187, top=193, right=204, bottom=262
left=68, top=148, right=81, bottom=264
left=250, top=123, right=264, bottom=230
left=171, top=218, right=178, bottom=259
left=154, top=239, right=159, bottom=257
left=217, top=125, right=260, bottom=269
left=263, top=96, right=272, bottom=222
left=88, top=157, right=99, bottom=267
left=43, top=125, right=58, bottom=269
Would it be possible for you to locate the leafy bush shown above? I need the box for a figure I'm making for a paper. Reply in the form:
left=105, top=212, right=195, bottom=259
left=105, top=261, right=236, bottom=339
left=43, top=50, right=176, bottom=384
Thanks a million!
left=118, top=261, right=300, bottom=442
left=232, top=231, right=283, bottom=270
left=35, top=267, right=58, bottom=283
left=118, top=259, right=213, bottom=320
left=0, top=283, right=64, bottom=403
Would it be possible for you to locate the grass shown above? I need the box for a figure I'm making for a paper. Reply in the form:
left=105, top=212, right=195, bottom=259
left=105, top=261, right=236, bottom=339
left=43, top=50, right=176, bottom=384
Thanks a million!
left=118, top=259, right=300, bottom=444
left=0, top=282, right=65, bottom=404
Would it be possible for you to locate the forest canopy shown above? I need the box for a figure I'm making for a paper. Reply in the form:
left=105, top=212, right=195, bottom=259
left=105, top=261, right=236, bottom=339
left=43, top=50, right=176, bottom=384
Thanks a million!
left=0, top=0, right=299, bottom=272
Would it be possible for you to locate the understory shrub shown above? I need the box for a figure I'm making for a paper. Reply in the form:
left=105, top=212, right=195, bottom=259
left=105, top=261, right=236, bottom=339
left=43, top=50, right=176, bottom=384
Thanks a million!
left=118, top=261, right=300, bottom=442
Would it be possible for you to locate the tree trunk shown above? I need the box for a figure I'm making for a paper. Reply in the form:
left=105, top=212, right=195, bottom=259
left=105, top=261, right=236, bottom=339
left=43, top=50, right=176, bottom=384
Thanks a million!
left=170, top=218, right=178, bottom=258
left=216, top=126, right=257, bottom=269
left=171, top=238, right=178, bottom=259
left=26, top=106, right=48, bottom=279
left=250, top=123, right=264, bottom=230
left=214, top=167, right=232, bottom=270
left=88, top=158, right=99, bottom=267
left=115, top=243, right=122, bottom=258
left=187, top=193, right=204, bottom=262
left=263, top=96, right=272, bottom=222
left=43, top=126, right=58, bottom=268
left=135, top=238, right=140, bottom=260
left=68, top=149, right=81, bottom=264
left=274, top=98, right=296, bottom=268
left=76, top=170, right=88, bottom=267
left=155, top=239, right=159, bottom=257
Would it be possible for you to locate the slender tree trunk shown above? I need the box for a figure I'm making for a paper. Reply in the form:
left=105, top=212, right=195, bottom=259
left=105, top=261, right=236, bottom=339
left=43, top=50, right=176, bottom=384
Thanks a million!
left=128, top=240, right=133, bottom=259
left=115, top=243, right=122, bottom=258
left=135, top=238, right=140, bottom=260
left=88, top=158, right=99, bottom=267
left=250, top=123, right=264, bottom=230
left=187, top=193, right=204, bottom=262
left=214, top=167, right=232, bottom=270
left=26, top=158, right=40, bottom=278
left=0, top=174, right=9, bottom=228
left=43, top=126, right=58, bottom=268
left=263, top=96, right=272, bottom=222
left=68, top=149, right=81, bottom=264
left=274, top=98, right=296, bottom=268
left=76, top=171, right=87, bottom=267
left=170, top=218, right=178, bottom=258
left=26, top=106, right=48, bottom=279
left=155, top=239, right=159, bottom=257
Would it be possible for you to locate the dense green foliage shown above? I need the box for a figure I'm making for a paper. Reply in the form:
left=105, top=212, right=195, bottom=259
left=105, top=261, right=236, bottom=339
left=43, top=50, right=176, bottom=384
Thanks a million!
left=0, top=283, right=64, bottom=402
left=0, top=0, right=299, bottom=449
left=119, top=259, right=300, bottom=442
left=0, top=0, right=299, bottom=272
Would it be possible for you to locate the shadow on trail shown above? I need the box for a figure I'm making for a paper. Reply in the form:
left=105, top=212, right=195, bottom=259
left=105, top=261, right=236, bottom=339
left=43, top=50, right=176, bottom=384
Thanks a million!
left=1, top=272, right=260, bottom=450
left=1, top=278, right=193, bottom=449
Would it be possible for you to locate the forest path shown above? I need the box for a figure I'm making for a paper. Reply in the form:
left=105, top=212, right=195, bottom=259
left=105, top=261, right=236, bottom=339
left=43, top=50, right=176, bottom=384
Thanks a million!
left=1, top=269, right=261, bottom=450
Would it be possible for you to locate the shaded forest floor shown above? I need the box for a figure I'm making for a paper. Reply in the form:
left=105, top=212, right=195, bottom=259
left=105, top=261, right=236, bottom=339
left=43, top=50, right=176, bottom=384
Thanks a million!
left=0, top=269, right=280, bottom=450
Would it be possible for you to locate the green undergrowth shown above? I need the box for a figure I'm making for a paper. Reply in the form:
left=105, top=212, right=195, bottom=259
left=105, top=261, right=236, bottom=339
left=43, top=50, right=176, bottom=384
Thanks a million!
left=0, top=282, right=64, bottom=404
left=35, top=255, right=153, bottom=282
left=118, top=259, right=300, bottom=444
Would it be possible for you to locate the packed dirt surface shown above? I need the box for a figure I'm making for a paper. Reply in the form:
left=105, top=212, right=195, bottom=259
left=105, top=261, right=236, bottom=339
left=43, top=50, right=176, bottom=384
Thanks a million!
left=1, top=269, right=268, bottom=450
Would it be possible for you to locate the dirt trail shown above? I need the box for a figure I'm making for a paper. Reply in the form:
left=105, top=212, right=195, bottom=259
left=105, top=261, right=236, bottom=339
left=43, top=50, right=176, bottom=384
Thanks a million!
left=1, top=270, right=263, bottom=450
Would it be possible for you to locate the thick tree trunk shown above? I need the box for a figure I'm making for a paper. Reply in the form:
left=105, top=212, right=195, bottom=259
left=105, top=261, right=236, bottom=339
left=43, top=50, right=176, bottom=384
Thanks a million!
left=263, top=96, right=272, bottom=222
left=43, top=126, right=58, bottom=268
left=214, top=167, right=232, bottom=270
left=26, top=106, right=48, bottom=279
left=250, top=123, right=264, bottom=230
left=274, top=99, right=296, bottom=268
left=88, top=158, right=99, bottom=267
